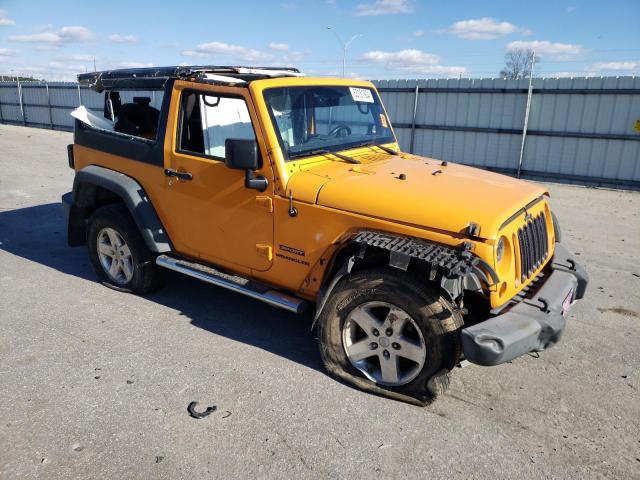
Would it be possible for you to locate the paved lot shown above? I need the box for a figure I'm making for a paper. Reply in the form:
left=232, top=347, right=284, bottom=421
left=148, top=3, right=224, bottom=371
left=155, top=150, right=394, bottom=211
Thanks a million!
left=0, top=123, right=639, bottom=479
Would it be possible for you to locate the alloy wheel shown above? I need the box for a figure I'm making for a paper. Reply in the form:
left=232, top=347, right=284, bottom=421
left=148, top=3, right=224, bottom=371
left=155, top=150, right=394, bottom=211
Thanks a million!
left=342, top=301, right=427, bottom=386
left=97, top=227, right=134, bottom=285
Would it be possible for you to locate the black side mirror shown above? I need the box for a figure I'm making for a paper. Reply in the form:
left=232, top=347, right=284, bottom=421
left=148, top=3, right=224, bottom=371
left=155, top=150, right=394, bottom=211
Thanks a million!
left=224, top=138, right=268, bottom=192
left=225, top=138, right=260, bottom=170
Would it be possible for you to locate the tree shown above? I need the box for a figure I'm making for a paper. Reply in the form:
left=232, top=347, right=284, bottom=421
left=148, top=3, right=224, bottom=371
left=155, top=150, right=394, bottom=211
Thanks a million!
left=500, top=49, right=535, bottom=79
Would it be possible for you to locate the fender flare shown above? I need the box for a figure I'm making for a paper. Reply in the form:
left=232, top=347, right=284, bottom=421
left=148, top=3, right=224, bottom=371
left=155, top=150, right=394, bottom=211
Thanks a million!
left=71, top=165, right=172, bottom=253
left=312, top=230, right=498, bottom=328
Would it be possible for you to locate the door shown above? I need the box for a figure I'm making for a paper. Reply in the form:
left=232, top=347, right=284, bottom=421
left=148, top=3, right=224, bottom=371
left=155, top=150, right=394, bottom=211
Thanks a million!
left=160, top=83, right=274, bottom=272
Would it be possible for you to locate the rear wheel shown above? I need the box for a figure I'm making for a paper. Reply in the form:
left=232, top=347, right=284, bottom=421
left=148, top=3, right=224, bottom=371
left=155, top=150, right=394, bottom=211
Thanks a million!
left=87, top=204, right=165, bottom=294
left=317, top=268, right=462, bottom=406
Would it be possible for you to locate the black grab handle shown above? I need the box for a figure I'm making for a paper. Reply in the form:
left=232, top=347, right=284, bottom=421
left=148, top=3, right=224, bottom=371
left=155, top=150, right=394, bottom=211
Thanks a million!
left=164, top=168, right=193, bottom=181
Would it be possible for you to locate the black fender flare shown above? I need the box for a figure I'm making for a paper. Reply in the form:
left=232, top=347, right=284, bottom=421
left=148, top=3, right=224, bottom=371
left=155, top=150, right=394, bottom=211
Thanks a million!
left=70, top=165, right=172, bottom=253
left=313, top=230, right=498, bottom=328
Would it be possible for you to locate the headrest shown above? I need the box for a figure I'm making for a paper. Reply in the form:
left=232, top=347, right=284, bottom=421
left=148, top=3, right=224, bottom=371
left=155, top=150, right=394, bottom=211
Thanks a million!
left=133, top=96, right=151, bottom=106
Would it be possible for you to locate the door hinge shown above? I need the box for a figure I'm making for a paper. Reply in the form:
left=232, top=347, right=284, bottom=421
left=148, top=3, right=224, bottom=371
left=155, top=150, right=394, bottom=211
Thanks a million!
left=255, top=195, right=273, bottom=213
left=256, top=244, right=273, bottom=261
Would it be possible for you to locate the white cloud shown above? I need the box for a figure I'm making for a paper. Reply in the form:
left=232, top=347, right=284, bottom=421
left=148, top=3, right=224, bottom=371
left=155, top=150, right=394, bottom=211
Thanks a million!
left=589, top=61, right=638, bottom=72
left=362, top=49, right=440, bottom=65
left=109, top=34, right=137, bottom=44
left=411, top=65, right=467, bottom=76
left=116, top=61, right=154, bottom=68
left=269, top=42, right=290, bottom=51
left=9, top=25, right=94, bottom=45
left=48, top=60, right=88, bottom=71
left=507, top=40, right=584, bottom=59
left=413, top=29, right=424, bottom=37
left=181, top=42, right=273, bottom=62
left=9, top=32, right=60, bottom=43
left=355, top=0, right=413, bottom=16
left=360, top=49, right=466, bottom=77
left=0, top=48, right=17, bottom=58
left=446, top=17, right=525, bottom=40
left=55, top=53, right=94, bottom=62
left=0, top=62, right=82, bottom=81
left=181, top=50, right=209, bottom=58
left=33, top=44, right=60, bottom=51
left=59, top=26, right=94, bottom=42
left=0, top=9, right=15, bottom=25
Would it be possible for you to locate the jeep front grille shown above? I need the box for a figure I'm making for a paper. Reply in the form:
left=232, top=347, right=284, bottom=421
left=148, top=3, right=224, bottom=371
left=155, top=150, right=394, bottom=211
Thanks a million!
left=517, top=212, right=549, bottom=281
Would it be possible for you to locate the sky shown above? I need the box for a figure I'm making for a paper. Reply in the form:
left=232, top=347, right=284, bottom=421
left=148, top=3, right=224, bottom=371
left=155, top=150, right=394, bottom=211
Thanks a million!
left=0, top=0, right=638, bottom=81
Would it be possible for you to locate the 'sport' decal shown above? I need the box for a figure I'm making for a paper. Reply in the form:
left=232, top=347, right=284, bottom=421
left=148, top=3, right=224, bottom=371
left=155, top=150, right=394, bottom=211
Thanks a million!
left=279, top=244, right=305, bottom=257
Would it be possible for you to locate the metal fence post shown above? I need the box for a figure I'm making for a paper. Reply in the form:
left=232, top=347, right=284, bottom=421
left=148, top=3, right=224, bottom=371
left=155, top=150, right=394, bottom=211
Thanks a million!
left=0, top=83, right=4, bottom=123
left=45, top=82, right=54, bottom=129
left=17, top=78, right=26, bottom=126
left=409, top=84, right=419, bottom=154
left=77, top=83, right=82, bottom=106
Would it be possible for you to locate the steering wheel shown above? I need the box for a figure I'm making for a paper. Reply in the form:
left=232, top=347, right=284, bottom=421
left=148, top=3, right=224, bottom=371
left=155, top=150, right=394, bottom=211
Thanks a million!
left=328, top=124, right=352, bottom=137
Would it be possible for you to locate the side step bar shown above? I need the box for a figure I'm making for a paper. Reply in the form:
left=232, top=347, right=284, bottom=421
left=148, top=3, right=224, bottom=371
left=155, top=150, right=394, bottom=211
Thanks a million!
left=155, top=255, right=309, bottom=314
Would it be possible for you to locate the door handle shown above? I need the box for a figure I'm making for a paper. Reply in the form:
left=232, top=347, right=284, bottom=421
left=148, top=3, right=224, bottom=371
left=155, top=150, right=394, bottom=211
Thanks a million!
left=164, top=168, right=193, bottom=181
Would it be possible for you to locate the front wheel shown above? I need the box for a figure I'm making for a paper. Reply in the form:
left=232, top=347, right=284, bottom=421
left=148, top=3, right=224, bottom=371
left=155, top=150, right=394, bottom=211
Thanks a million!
left=317, top=268, right=462, bottom=405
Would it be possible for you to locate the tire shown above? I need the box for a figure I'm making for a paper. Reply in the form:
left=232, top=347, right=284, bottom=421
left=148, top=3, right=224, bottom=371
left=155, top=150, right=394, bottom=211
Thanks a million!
left=317, top=267, right=462, bottom=406
left=87, top=203, right=165, bottom=294
left=551, top=211, right=562, bottom=243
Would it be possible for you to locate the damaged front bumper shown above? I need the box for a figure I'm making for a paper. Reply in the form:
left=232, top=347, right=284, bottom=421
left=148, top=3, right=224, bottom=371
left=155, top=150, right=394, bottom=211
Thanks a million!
left=461, top=243, right=588, bottom=366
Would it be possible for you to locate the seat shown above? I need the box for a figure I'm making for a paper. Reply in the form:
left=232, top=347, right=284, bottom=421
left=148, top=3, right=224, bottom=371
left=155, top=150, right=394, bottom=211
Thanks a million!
left=114, top=97, right=160, bottom=139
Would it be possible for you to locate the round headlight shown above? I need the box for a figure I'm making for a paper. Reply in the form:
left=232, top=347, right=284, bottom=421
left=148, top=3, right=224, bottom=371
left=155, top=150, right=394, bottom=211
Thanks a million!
left=496, top=237, right=505, bottom=263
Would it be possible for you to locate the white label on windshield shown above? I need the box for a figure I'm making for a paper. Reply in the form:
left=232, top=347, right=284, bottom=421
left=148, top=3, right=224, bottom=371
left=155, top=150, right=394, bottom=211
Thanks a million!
left=349, top=87, right=374, bottom=103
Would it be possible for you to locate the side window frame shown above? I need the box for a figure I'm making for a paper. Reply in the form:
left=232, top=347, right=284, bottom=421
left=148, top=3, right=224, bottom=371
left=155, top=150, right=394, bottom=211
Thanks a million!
left=175, top=88, right=258, bottom=163
left=78, top=90, right=164, bottom=144
left=73, top=80, right=173, bottom=167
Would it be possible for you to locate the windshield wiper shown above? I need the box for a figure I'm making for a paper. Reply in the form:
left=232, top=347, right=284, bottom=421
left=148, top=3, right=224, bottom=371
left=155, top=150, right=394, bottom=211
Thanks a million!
left=375, top=144, right=399, bottom=155
left=304, top=149, right=360, bottom=164
left=350, top=141, right=399, bottom=155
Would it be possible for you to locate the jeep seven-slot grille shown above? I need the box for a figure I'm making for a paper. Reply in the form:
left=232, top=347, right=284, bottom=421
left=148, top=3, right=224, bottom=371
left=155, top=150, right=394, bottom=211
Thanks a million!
left=517, top=212, right=549, bottom=281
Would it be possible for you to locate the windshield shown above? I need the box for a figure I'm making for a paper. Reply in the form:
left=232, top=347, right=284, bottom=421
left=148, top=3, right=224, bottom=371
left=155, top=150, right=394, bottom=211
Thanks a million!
left=263, top=85, right=395, bottom=161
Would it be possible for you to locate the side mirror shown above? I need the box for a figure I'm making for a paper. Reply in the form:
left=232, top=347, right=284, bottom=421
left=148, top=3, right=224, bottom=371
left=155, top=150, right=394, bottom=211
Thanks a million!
left=224, top=138, right=268, bottom=192
left=225, top=138, right=260, bottom=170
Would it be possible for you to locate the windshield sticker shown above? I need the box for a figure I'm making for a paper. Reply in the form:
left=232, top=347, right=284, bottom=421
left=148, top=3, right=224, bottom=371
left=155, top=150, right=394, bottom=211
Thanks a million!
left=349, top=87, right=374, bottom=103
left=379, top=113, right=388, bottom=128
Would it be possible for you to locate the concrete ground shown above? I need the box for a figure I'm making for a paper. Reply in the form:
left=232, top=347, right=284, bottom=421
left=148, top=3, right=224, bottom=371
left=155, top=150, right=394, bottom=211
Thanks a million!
left=0, top=123, right=638, bottom=479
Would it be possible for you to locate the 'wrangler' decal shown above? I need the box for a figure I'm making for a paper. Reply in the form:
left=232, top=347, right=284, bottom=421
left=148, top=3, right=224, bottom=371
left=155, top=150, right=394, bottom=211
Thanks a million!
left=275, top=253, right=311, bottom=266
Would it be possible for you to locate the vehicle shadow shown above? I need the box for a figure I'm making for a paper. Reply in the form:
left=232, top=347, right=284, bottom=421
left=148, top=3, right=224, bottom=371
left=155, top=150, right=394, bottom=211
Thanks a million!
left=0, top=202, right=323, bottom=372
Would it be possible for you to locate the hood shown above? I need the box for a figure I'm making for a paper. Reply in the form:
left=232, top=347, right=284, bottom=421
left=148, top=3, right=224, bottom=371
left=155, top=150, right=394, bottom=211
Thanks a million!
left=287, top=155, right=547, bottom=240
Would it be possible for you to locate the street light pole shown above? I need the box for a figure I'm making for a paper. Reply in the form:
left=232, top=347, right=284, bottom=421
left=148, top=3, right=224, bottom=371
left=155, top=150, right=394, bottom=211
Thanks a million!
left=326, top=27, right=362, bottom=77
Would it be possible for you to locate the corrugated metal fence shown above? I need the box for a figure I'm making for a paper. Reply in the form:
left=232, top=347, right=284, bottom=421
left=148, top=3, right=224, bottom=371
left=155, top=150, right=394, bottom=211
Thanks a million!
left=372, top=76, right=640, bottom=189
left=1, top=77, right=639, bottom=189
left=0, top=81, right=162, bottom=131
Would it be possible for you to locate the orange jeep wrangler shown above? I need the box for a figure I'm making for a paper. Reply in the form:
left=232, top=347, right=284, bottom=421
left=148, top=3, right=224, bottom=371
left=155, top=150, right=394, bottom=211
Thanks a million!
left=62, top=66, right=588, bottom=405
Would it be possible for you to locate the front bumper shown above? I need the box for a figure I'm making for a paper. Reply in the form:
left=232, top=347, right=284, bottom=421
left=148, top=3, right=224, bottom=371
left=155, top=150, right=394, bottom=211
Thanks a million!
left=461, top=243, right=588, bottom=366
